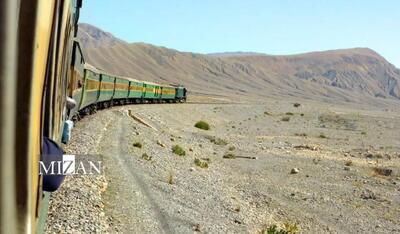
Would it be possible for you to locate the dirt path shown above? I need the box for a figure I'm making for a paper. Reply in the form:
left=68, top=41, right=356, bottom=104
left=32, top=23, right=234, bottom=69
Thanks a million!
left=100, top=111, right=173, bottom=233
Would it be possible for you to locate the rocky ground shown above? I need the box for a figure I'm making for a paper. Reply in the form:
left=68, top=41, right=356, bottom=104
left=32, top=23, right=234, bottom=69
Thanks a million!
left=46, top=96, right=400, bottom=233
left=45, top=111, right=112, bottom=233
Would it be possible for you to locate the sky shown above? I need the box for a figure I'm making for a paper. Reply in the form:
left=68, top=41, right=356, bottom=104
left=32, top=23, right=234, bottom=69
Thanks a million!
left=80, top=0, right=400, bottom=67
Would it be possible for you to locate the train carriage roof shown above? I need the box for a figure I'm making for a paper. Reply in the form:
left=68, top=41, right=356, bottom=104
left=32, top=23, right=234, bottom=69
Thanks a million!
left=120, top=76, right=143, bottom=83
left=83, top=63, right=176, bottom=88
left=83, top=63, right=101, bottom=73
left=142, top=80, right=176, bottom=88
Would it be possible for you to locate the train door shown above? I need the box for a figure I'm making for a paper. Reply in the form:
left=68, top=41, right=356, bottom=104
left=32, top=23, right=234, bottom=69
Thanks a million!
left=127, top=81, right=131, bottom=97
left=142, top=83, right=146, bottom=99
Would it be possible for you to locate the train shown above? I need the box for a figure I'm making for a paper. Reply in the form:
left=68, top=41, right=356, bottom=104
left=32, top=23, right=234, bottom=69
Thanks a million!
left=67, top=41, right=187, bottom=122
left=0, top=0, right=186, bottom=233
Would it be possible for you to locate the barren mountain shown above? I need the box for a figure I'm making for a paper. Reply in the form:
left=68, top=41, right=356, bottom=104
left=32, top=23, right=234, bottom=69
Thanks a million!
left=78, top=23, right=126, bottom=48
left=77, top=23, right=400, bottom=106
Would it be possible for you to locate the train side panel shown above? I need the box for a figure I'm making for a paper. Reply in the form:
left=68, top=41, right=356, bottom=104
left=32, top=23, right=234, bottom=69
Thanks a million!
left=176, top=87, right=184, bottom=98
left=2, top=0, right=82, bottom=232
left=128, top=80, right=144, bottom=98
left=98, top=74, right=115, bottom=102
left=79, top=68, right=100, bottom=110
left=68, top=40, right=84, bottom=119
left=143, top=82, right=160, bottom=99
left=161, top=86, right=176, bottom=99
left=113, top=77, right=129, bottom=99
left=175, top=86, right=187, bottom=101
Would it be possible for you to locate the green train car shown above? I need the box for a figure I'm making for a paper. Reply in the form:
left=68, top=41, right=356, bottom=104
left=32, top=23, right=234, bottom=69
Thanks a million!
left=175, top=86, right=187, bottom=102
left=80, top=66, right=100, bottom=112
left=98, top=73, right=115, bottom=108
left=127, top=77, right=144, bottom=101
left=161, top=86, right=177, bottom=101
left=114, top=77, right=130, bottom=103
left=68, top=57, right=187, bottom=119
left=68, top=40, right=85, bottom=118
left=143, top=82, right=160, bottom=100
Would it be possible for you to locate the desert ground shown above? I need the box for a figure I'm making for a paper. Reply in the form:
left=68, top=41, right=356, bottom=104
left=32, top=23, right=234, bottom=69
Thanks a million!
left=46, top=95, right=400, bottom=234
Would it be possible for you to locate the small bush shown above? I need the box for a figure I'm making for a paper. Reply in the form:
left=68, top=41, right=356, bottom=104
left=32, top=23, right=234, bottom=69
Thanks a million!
left=223, top=153, right=236, bottom=159
left=281, top=117, right=291, bottom=122
left=264, top=111, right=272, bottom=115
left=210, top=137, right=228, bottom=146
left=286, top=112, right=294, bottom=116
left=293, top=103, right=301, bottom=108
left=361, top=131, right=367, bottom=135
left=263, top=225, right=288, bottom=234
left=345, top=160, right=353, bottom=166
left=313, top=158, right=321, bottom=164
left=172, top=145, right=186, bottom=156
left=283, top=222, right=299, bottom=234
left=141, top=153, right=152, bottom=161
left=294, top=133, right=307, bottom=137
left=319, top=133, right=327, bottom=139
left=300, top=113, right=304, bottom=116
left=372, top=167, right=392, bottom=176
left=194, top=158, right=209, bottom=168
left=194, top=121, right=210, bottom=130
left=228, top=146, right=235, bottom=151
left=133, top=142, right=143, bottom=148
left=168, top=173, right=174, bottom=184
left=262, top=223, right=299, bottom=234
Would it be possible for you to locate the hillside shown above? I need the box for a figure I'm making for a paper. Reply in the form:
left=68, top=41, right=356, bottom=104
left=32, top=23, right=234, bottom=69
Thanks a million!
left=78, top=23, right=126, bottom=48
left=77, top=23, right=400, bottom=106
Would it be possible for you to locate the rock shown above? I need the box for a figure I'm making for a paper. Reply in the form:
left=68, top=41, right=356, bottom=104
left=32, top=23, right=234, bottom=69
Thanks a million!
left=189, top=167, right=195, bottom=172
left=373, top=167, right=392, bottom=176
left=294, top=145, right=318, bottom=151
left=234, top=219, right=242, bottom=224
left=365, top=153, right=374, bottom=158
left=361, top=189, right=377, bottom=200
left=291, top=168, right=300, bottom=174
left=157, top=140, right=166, bottom=147
left=193, top=224, right=201, bottom=232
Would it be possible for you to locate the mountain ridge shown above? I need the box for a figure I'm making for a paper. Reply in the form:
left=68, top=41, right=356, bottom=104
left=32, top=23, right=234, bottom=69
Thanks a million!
left=77, top=23, right=400, bottom=105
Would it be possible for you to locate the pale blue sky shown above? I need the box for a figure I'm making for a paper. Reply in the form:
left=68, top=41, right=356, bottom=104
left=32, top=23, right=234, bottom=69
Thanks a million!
left=80, top=0, right=400, bottom=67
